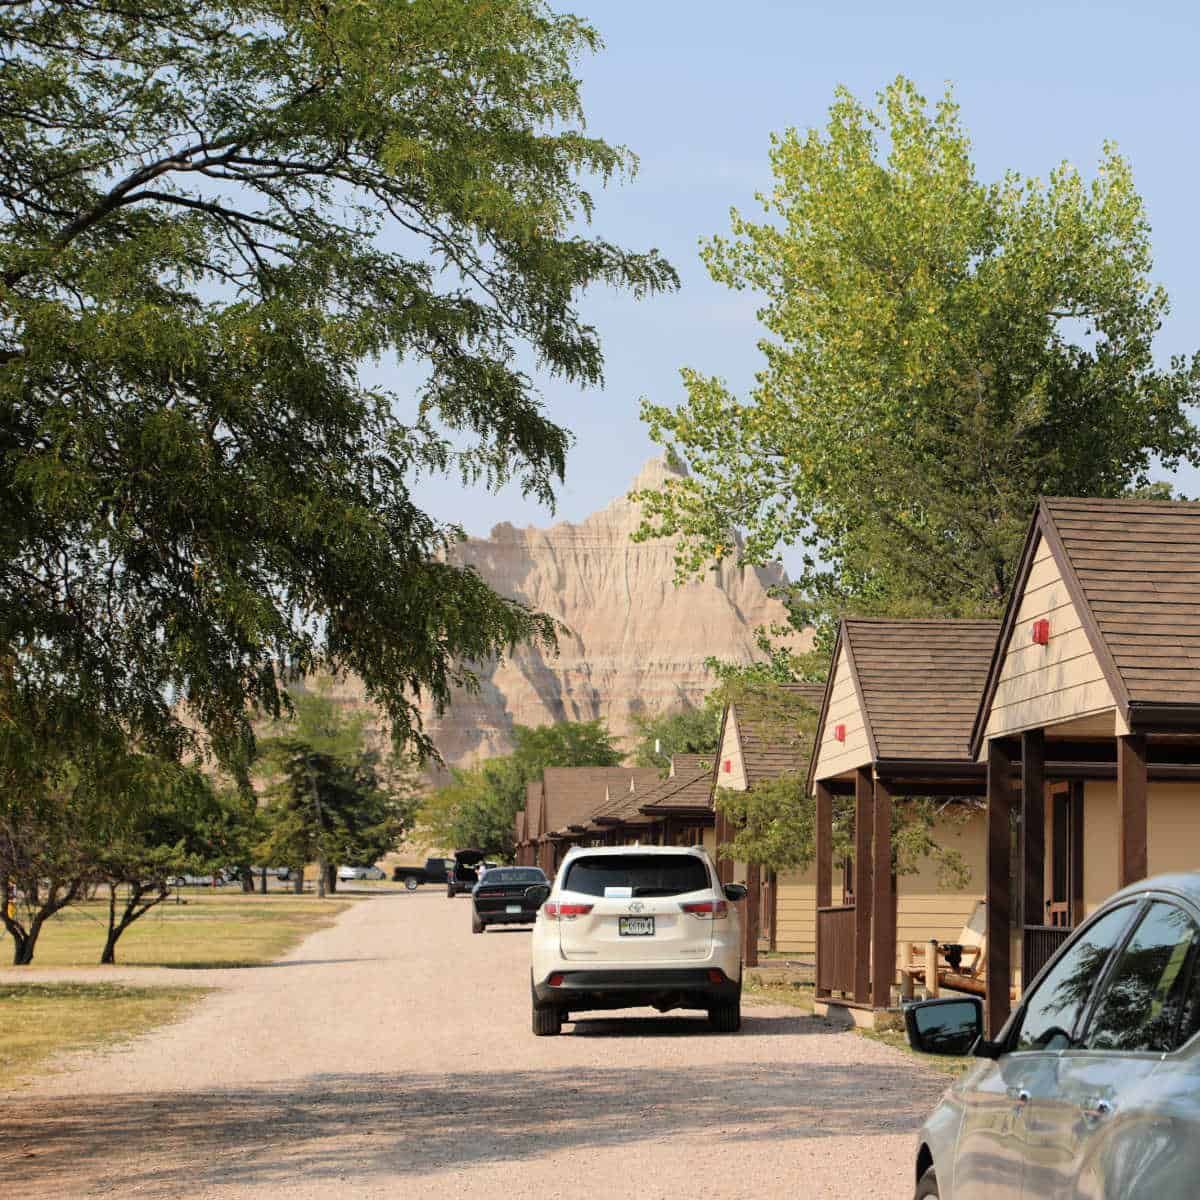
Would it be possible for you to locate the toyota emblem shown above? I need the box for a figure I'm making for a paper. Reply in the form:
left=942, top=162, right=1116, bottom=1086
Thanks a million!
left=628, top=901, right=645, bottom=913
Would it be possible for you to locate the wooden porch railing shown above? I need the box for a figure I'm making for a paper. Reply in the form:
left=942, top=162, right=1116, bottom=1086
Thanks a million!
left=1023, top=924, right=1071, bottom=986
left=816, top=904, right=856, bottom=995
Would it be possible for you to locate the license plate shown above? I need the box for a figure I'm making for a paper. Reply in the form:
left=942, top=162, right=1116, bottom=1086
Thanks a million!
left=506, top=904, right=522, bottom=913
left=619, top=916, right=655, bottom=937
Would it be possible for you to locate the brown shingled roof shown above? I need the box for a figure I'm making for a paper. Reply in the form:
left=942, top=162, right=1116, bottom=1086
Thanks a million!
left=734, top=682, right=826, bottom=787
left=542, top=766, right=660, bottom=835
left=835, top=619, right=999, bottom=762
left=1043, top=497, right=1200, bottom=708
left=639, top=762, right=716, bottom=814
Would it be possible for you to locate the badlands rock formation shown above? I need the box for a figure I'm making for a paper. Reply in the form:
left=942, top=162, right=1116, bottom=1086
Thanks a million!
left=411, top=456, right=805, bottom=766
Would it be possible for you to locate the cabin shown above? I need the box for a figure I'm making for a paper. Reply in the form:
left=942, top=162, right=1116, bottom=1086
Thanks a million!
left=711, top=683, right=825, bottom=964
left=972, top=497, right=1200, bottom=1036
left=808, top=618, right=997, bottom=1025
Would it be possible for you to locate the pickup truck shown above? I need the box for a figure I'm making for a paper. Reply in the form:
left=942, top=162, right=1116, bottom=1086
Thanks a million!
left=391, top=857, right=451, bottom=890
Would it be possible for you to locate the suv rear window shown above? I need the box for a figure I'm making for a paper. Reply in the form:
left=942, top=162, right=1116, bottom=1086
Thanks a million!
left=562, top=854, right=710, bottom=898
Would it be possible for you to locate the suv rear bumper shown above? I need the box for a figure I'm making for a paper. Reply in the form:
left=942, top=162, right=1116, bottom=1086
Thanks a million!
left=533, top=968, right=739, bottom=1013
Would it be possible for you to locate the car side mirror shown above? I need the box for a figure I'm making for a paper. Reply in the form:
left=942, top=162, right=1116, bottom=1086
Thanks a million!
left=524, top=884, right=552, bottom=908
left=723, top=883, right=748, bottom=902
left=904, top=996, right=984, bottom=1057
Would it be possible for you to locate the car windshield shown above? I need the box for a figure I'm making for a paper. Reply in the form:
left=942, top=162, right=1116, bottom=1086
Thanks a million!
left=478, top=868, right=545, bottom=884
left=562, top=854, right=710, bottom=898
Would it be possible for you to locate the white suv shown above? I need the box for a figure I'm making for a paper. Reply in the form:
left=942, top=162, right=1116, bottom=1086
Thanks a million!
left=528, top=844, right=746, bottom=1036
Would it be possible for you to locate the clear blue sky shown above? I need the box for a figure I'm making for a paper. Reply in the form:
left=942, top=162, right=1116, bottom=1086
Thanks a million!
left=411, top=1, right=1200, bottom=575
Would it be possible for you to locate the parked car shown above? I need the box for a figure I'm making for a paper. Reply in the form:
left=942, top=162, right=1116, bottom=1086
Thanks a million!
left=470, top=866, right=549, bottom=933
left=905, top=872, right=1200, bottom=1199
left=392, top=857, right=451, bottom=890
left=528, top=844, right=747, bottom=1036
left=337, top=864, right=386, bottom=881
left=446, top=848, right=486, bottom=897
left=168, top=873, right=227, bottom=887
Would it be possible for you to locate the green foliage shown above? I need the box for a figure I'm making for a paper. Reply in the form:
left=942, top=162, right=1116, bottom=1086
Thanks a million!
left=0, top=0, right=677, bottom=771
left=418, top=719, right=621, bottom=857
left=636, top=77, right=1199, bottom=638
left=254, top=690, right=419, bottom=881
left=628, top=705, right=722, bottom=770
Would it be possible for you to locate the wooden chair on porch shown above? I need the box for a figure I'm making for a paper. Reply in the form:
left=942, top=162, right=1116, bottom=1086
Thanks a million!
left=898, top=900, right=989, bottom=999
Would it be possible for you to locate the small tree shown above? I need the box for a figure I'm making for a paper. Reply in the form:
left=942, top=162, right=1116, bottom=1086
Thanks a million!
left=255, top=692, right=416, bottom=896
left=628, top=706, right=721, bottom=770
left=93, top=761, right=243, bottom=964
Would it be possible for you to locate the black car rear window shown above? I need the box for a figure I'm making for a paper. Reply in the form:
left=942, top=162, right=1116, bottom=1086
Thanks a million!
left=562, top=854, right=710, bottom=898
left=480, top=868, right=546, bottom=884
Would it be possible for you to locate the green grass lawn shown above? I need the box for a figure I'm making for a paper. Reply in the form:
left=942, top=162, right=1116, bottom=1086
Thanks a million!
left=744, top=977, right=815, bottom=1011
left=0, top=891, right=354, bottom=970
left=0, top=982, right=207, bottom=1086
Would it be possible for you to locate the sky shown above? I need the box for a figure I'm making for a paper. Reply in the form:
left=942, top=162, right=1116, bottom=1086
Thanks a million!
left=409, top=1, right=1200, bottom=577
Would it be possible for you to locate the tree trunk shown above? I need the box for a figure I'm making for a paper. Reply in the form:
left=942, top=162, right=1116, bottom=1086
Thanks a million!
left=259, top=867, right=268, bottom=894
left=11, top=930, right=34, bottom=965
left=325, top=863, right=337, bottom=894
left=240, top=864, right=254, bottom=894
left=100, top=881, right=168, bottom=965
left=292, top=867, right=304, bottom=894
left=316, top=855, right=327, bottom=898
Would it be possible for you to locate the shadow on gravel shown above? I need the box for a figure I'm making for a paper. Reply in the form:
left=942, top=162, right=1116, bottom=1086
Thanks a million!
left=8, top=1057, right=942, bottom=1194
left=155, top=957, right=382, bottom=971
left=568, top=1013, right=822, bottom=1038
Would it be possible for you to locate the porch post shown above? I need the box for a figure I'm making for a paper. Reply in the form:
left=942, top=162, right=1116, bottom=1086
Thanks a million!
left=986, top=738, right=1017, bottom=1039
left=816, top=781, right=833, bottom=909
left=743, top=861, right=761, bottom=967
left=815, top=780, right=834, bottom=999
left=714, top=804, right=734, bottom=885
left=1117, top=734, right=1148, bottom=887
left=871, top=776, right=895, bottom=1010
left=854, top=766, right=873, bottom=1005
left=1020, top=729, right=1046, bottom=930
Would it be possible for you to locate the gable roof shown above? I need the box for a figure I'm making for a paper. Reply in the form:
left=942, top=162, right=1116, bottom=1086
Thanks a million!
left=972, top=496, right=1200, bottom=751
left=639, top=754, right=718, bottom=814
left=815, top=618, right=1000, bottom=774
left=731, top=682, right=826, bottom=788
left=542, top=766, right=660, bottom=835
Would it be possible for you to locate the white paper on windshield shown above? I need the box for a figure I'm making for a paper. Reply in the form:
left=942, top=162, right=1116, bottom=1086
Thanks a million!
left=604, top=886, right=634, bottom=899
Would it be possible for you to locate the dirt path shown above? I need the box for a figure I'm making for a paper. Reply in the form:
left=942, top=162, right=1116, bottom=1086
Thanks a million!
left=4, top=890, right=942, bottom=1198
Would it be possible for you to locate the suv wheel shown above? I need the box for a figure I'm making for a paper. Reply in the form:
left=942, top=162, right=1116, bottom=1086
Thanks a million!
left=708, top=987, right=742, bottom=1033
left=446, top=883, right=455, bottom=898
left=532, top=1003, right=562, bottom=1036
left=404, top=876, right=419, bottom=891
left=915, top=1167, right=939, bottom=1198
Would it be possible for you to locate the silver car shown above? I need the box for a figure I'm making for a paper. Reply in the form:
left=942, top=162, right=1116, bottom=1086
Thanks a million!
left=906, top=872, right=1200, bottom=1199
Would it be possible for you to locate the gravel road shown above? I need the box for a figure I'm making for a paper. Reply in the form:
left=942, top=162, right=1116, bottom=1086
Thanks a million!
left=4, top=889, right=943, bottom=1198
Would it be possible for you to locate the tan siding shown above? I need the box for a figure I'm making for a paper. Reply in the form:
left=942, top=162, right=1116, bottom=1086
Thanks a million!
left=773, top=809, right=988, bottom=957
left=984, top=535, right=1117, bottom=741
left=813, top=646, right=873, bottom=781
left=714, top=710, right=748, bottom=792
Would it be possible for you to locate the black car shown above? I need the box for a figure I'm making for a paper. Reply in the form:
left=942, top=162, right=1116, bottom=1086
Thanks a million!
left=447, top=848, right=487, bottom=897
left=471, top=866, right=549, bottom=933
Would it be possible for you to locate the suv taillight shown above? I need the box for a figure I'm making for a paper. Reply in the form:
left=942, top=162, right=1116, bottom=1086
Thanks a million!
left=543, top=901, right=593, bottom=920
left=680, top=899, right=728, bottom=920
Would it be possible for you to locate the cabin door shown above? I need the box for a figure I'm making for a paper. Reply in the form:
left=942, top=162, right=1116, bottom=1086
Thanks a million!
left=1048, top=782, right=1084, bottom=929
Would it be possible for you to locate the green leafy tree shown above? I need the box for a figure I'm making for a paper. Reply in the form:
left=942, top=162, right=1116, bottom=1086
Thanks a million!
left=418, top=719, right=621, bottom=857
left=255, top=691, right=418, bottom=895
left=0, top=0, right=676, bottom=773
left=628, top=706, right=721, bottom=770
left=637, top=77, right=1199, bottom=637
left=92, top=761, right=244, bottom=964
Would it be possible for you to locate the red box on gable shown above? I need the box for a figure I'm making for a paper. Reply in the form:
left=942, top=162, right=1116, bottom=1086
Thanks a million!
left=1031, top=618, right=1050, bottom=646
left=834, top=723, right=846, bottom=743
left=722, top=759, right=731, bottom=773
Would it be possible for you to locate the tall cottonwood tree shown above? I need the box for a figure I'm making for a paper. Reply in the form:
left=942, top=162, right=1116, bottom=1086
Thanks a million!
left=637, top=77, right=1198, bottom=634
left=0, top=1, right=676, bottom=771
